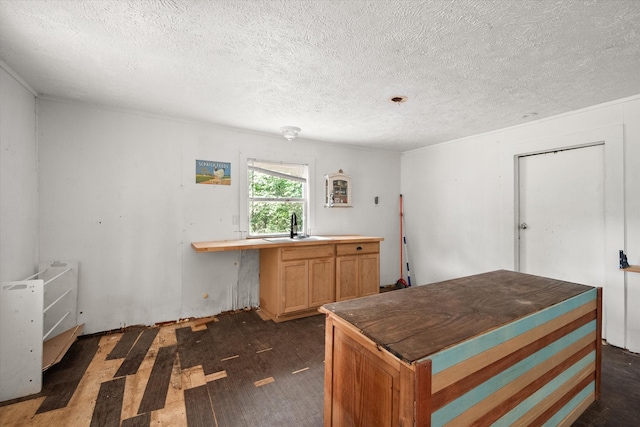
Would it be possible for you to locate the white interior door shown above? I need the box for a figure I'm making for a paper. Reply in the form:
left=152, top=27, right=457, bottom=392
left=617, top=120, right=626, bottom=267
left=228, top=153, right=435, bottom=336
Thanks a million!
left=518, top=144, right=605, bottom=287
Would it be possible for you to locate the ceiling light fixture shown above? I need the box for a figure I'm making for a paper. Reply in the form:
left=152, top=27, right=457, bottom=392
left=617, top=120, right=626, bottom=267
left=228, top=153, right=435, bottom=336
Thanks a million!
left=280, top=126, right=301, bottom=141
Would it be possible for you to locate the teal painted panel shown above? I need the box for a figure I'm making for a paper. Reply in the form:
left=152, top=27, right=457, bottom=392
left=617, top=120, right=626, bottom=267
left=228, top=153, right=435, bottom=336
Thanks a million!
left=493, top=357, right=594, bottom=426
left=542, top=381, right=595, bottom=427
left=429, top=288, right=597, bottom=374
left=431, top=322, right=595, bottom=426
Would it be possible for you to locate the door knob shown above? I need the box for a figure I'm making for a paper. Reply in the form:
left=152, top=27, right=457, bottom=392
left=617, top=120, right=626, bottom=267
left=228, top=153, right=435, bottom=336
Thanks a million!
left=520, top=223, right=528, bottom=230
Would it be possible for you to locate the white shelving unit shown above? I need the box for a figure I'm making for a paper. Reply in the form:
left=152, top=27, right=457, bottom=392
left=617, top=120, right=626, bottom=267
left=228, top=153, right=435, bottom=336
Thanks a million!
left=0, top=261, right=82, bottom=402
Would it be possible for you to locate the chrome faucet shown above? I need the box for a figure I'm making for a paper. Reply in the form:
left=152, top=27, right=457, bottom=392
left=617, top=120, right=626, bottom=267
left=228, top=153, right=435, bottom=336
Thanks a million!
left=290, top=212, right=298, bottom=238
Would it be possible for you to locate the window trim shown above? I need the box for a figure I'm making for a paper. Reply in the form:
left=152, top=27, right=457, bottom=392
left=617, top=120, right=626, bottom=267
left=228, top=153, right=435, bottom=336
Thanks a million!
left=248, top=165, right=307, bottom=183
left=240, top=154, right=315, bottom=239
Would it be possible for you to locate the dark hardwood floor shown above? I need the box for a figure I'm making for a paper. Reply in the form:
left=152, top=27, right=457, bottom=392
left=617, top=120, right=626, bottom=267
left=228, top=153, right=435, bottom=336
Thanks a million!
left=1, top=309, right=638, bottom=426
left=573, top=344, right=640, bottom=426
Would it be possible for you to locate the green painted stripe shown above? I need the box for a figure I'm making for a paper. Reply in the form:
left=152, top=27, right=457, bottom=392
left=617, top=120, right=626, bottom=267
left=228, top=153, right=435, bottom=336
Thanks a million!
left=493, top=355, right=594, bottom=426
left=431, top=322, right=595, bottom=426
left=428, top=288, right=596, bottom=374
left=542, top=381, right=594, bottom=427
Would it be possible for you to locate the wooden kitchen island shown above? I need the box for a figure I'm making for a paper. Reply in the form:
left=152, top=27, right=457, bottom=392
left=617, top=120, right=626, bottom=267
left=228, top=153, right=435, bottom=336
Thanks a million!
left=319, top=270, right=601, bottom=427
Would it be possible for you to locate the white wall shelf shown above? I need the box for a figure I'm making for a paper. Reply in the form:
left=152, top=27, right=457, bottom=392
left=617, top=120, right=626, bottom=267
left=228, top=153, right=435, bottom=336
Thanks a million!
left=325, top=170, right=352, bottom=207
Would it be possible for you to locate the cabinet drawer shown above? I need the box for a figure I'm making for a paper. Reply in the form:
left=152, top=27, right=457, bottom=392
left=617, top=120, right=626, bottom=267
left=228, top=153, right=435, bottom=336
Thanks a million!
left=336, top=242, right=379, bottom=256
left=281, top=245, right=335, bottom=261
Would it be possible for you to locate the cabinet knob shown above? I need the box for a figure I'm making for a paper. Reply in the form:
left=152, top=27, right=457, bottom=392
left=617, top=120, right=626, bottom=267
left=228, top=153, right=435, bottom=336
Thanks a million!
left=356, top=246, right=362, bottom=251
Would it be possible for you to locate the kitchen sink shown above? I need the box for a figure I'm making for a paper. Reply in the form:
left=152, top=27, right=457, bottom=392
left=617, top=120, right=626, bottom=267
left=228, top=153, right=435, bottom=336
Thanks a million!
left=263, top=235, right=331, bottom=242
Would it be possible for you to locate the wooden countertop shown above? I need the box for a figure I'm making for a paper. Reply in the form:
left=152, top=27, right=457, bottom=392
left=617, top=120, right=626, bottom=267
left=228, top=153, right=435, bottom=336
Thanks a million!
left=319, top=270, right=595, bottom=363
left=191, top=235, right=383, bottom=253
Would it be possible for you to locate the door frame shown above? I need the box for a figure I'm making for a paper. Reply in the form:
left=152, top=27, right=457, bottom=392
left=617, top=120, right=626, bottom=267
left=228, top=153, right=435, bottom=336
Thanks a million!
left=516, top=142, right=605, bottom=275
left=500, top=125, right=625, bottom=346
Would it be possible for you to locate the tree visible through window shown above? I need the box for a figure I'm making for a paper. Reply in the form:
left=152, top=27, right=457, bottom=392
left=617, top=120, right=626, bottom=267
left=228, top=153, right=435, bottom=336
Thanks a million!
left=248, top=159, right=308, bottom=237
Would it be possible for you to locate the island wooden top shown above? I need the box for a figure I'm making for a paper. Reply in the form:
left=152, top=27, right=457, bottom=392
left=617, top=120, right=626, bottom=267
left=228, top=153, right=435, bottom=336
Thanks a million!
left=319, top=270, right=595, bottom=363
left=191, top=235, right=383, bottom=252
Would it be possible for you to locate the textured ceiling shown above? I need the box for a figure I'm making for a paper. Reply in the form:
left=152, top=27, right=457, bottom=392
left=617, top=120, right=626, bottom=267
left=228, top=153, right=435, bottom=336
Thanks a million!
left=1, top=0, right=639, bottom=152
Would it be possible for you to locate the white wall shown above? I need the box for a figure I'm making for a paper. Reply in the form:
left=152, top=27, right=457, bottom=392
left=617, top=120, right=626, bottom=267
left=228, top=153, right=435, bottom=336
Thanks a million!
left=10, top=64, right=638, bottom=350
left=37, top=99, right=401, bottom=334
left=401, top=95, right=640, bottom=352
left=0, top=67, right=38, bottom=282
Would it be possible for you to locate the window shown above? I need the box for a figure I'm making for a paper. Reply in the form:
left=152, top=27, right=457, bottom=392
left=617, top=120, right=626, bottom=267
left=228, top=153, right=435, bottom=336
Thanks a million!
left=247, top=159, right=308, bottom=237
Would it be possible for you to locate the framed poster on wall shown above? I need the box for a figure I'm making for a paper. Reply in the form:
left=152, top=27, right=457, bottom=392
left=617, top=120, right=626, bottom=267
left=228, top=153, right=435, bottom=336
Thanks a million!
left=196, top=160, right=231, bottom=185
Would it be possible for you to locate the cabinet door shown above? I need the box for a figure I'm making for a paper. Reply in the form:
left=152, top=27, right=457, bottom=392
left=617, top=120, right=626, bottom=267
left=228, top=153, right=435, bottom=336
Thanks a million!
left=336, top=256, right=358, bottom=301
left=360, top=254, right=380, bottom=297
left=282, top=260, right=309, bottom=313
left=309, top=258, right=335, bottom=308
left=329, top=326, right=400, bottom=426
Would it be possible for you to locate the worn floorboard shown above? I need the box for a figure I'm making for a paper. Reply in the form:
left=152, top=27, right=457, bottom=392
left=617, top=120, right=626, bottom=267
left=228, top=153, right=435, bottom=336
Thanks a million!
left=106, top=329, right=142, bottom=360
left=184, top=384, right=216, bottom=427
left=137, top=344, right=177, bottom=414
left=113, top=328, right=159, bottom=378
left=175, top=327, right=212, bottom=371
left=121, top=412, right=151, bottom=427
left=206, top=377, right=251, bottom=427
left=35, top=335, right=101, bottom=414
left=1, top=310, right=638, bottom=426
left=89, top=377, right=126, bottom=427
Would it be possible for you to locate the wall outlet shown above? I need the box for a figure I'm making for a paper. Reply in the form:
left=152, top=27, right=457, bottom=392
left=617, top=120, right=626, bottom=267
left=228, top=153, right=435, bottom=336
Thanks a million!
left=232, top=215, right=239, bottom=225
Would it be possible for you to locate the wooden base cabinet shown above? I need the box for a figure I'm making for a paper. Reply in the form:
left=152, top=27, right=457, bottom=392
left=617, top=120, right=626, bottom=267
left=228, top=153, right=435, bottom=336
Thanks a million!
left=260, top=240, right=380, bottom=322
left=281, top=258, right=335, bottom=314
left=336, top=242, right=380, bottom=301
left=321, top=270, right=602, bottom=427
left=260, top=245, right=335, bottom=322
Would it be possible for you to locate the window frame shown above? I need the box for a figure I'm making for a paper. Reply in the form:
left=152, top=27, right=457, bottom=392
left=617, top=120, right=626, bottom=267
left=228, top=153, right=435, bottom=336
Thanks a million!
left=242, top=156, right=314, bottom=239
